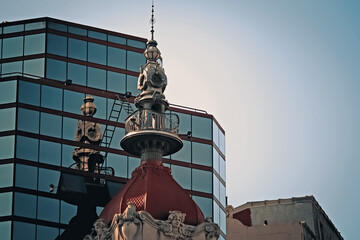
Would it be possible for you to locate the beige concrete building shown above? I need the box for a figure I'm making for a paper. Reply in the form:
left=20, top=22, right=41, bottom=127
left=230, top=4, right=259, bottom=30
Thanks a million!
left=226, top=196, right=343, bottom=240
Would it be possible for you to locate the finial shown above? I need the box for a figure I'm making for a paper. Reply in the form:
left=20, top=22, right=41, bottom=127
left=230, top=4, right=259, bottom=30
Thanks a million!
left=150, top=0, right=155, bottom=40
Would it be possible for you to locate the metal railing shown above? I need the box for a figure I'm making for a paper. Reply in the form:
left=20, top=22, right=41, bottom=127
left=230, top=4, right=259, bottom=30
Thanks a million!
left=125, top=109, right=179, bottom=135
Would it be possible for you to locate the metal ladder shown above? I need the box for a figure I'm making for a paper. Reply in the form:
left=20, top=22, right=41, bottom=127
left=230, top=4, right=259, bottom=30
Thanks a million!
left=101, top=93, right=134, bottom=160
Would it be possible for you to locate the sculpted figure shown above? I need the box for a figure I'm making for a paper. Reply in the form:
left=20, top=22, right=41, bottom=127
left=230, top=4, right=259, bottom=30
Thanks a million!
left=93, top=219, right=111, bottom=240
left=163, top=211, right=189, bottom=240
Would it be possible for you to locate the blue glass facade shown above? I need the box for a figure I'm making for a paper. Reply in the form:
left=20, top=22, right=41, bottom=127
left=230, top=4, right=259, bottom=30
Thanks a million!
left=0, top=17, right=226, bottom=240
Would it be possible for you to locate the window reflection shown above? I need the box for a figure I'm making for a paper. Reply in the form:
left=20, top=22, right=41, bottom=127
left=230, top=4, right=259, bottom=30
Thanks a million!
left=0, top=164, right=13, bottom=188
left=63, top=117, right=78, bottom=140
left=19, top=81, right=40, bottom=106
left=23, top=58, right=45, bottom=77
left=37, top=225, right=59, bottom=240
left=2, top=61, right=22, bottom=75
left=40, top=112, right=62, bottom=138
left=171, top=140, right=191, bottom=163
left=108, top=35, right=126, bottom=45
left=62, top=144, right=74, bottom=167
left=17, top=108, right=39, bottom=133
left=127, top=51, right=146, bottom=72
left=127, top=39, right=146, bottom=49
left=64, top=90, right=85, bottom=114
left=39, top=140, right=61, bottom=165
left=15, top=164, right=37, bottom=190
left=88, top=67, right=106, bottom=90
left=46, top=58, right=66, bottom=81
left=69, top=26, right=87, bottom=36
left=107, top=153, right=127, bottom=178
left=89, top=30, right=107, bottom=41
left=127, top=75, right=140, bottom=96
left=3, top=24, right=24, bottom=34
left=16, top=136, right=38, bottom=161
left=192, top=116, right=212, bottom=140
left=41, top=85, right=63, bottom=110
left=88, top=42, right=106, bottom=65
left=61, top=201, right=77, bottom=224
left=0, top=136, right=15, bottom=159
left=0, top=81, right=17, bottom=104
left=171, top=165, right=191, bottom=190
left=68, top=38, right=87, bottom=61
left=24, top=34, right=45, bottom=55
left=192, top=142, right=212, bottom=166
left=25, top=21, right=46, bottom=31
left=0, top=108, right=15, bottom=131
left=192, top=196, right=213, bottom=218
left=128, top=157, right=140, bottom=177
left=192, top=169, right=212, bottom=193
left=13, top=221, right=35, bottom=240
left=107, top=71, right=126, bottom=93
left=3, top=37, right=23, bottom=58
left=47, top=33, right=67, bottom=57
left=38, top=196, right=59, bottom=222
left=0, top=221, right=11, bottom=240
left=176, top=112, right=191, bottom=135
left=213, top=174, right=220, bottom=200
left=38, top=168, right=60, bottom=193
left=68, top=63, right=86, bottom=86
left=108, top=47, right=126, bottom=69
left=14, top=193, right=37, bottom=218
left=48, top=22, right=67, bottom=32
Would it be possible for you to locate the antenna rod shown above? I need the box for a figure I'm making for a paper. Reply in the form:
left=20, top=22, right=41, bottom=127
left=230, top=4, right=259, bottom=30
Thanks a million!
left=150, top=0, right=155, bottom=40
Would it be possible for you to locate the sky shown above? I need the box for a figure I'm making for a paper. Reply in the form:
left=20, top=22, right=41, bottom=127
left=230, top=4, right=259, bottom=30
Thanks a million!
left=2, top=0, right=360, bottom=239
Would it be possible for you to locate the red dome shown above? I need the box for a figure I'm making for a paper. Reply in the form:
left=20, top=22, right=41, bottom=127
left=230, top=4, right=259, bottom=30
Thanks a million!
left=100, top=161, right=204, bottom=225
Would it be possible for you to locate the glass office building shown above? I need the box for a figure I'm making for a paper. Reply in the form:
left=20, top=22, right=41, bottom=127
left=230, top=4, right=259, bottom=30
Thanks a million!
left=0, top=17, right=226, bottom=239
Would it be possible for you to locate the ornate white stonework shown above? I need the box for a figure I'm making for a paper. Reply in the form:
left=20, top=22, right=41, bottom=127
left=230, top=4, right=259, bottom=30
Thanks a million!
left=84, top=203, right=220, bottom=240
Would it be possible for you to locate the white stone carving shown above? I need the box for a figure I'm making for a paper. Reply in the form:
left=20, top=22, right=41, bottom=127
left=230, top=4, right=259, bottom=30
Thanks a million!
left=84, top=203, right=220, bottom=240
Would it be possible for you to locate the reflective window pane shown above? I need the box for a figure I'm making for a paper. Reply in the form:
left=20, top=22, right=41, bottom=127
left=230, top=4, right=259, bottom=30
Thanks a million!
left=108, top=47, right=126, bottom=69
left=0, top=221, right=11, bottom=240
left=192, top=142, right=212, bottom=166
left=25, top=21, right=46, bottom=31
left=176, top=112, right=191, bottom=135
left=24, top=34, right=45, bottom=55
left=41, top=85, right=63, bottom=110
left=48, top=22, right=67, bottom=32
left=69, top=26, right=87, bottom=36
left=3, top=24, right=24, bottom=34
left=219, top=209, right=226, bottom=233
left=46, top=58, right=66, bottom=81
left=37, top=225, right=59, bottom=240
left=40, top=112, right=62, bottom=138
left=213, top=174, right=219, bottom=200
left=14, top=192, right=37, bottom=218
left=192, top=116, right=212, bottom=140
left=213, top=201, right=220, bottom=225
left=109, top=127, right=125, bottom=149
left=0, top=80, right=16, bottom=104
left=220, top=182, right=226, bottom=207
left=192, top=196, right=212, bottom=218
left=171, top=165, right=191, bottom=190
left=63, top=117, right=77, bottom=140
left=0, top=192, right=12, bottom=216
left=108, top=71, right=126, bottom=93
left=219, top=155, right=226, bottom=180
left=219, top=131, right=225, bottom=155
left=213, top=121, right=219, bottom=147
left=89, top=30, right=107, bottom=40
left=16, top=136, right=38, bottom=161
left=15, top=164, right=37, bottom=190
left=88, top=42, right=106, bottom=65
left=64, top=90, right=85, bottom=114
left=38, top=168, right=60, bottom=193
left=107, top=153, right=127, bottom=178
left=127, top=51, right=145, bottom=72
left=62, top=144, right=75, bottom=167
left=39, top=140, right=61, bottom=165
left=17, top=108, right=39, bottom=133
left=13, top=221, right=35, bottom=240
left=68, top=63, right=86, bottom=86
left=38, top=196, right=59, bottom=222
left=0, top=164, right=13, bottom=188
left=88, top=67, right=106, bottom=89
left=108, top=35, right=126, bottom=45
left=19, top=81, right=40, bottom=106
left=0, top=108, right=16, bottom=131
left=127, top=75, right=140, bottom=96
left=2, top=61, right=22, bottom=75
left=68, top=38, right=87, bottom=61
left=192, top=169, right=212, bottom=193
left=127, top=39, right=146, bottom=49
left=3, top=37, right=23, bottom=58
left=47, top=33, right=67, bottom=57
left=0, top=136, right=14, bottom=159
left=128, top=157, right=140, bottom=177
left=171, top=140, right=191, bottom=163
left=213, top=147, right=219, bottom=174
left=61, top=201, right=77, bottom=224
left=23, top=58, right=45, bottom=77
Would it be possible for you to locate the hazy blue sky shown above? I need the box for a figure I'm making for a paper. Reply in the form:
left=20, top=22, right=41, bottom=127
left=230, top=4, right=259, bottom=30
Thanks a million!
left=2, top=0, right=359, bottom=239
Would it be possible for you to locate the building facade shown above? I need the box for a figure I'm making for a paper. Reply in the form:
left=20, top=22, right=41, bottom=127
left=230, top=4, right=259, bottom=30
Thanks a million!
left=226, top=196, right=343, bottom=240
left=0, top=17, right=226, bottom=239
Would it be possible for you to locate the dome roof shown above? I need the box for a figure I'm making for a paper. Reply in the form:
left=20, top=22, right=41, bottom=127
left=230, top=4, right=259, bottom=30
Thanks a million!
left=99, top=161, right=204, bottom=225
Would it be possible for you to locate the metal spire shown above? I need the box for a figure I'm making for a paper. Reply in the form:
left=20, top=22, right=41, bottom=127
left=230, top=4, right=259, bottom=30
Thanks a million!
left=150, top=0, right=155, bottom=40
